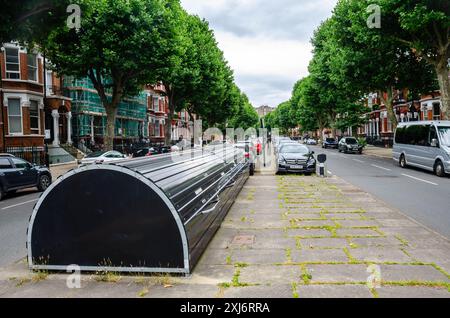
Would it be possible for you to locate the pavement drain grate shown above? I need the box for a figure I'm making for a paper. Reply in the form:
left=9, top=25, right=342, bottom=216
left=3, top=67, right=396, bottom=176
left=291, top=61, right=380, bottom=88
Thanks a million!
left=231, top=235, right=255, bottom=246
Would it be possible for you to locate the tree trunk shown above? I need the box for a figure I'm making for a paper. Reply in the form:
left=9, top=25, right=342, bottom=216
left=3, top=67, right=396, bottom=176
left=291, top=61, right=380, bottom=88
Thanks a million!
left=104, top=105, right=118, bottom=151
left=381, top=88, right=398, bottom=130
left=165, top=85, right=174, bottom=145
left=436, top=62, right=450, bottom=120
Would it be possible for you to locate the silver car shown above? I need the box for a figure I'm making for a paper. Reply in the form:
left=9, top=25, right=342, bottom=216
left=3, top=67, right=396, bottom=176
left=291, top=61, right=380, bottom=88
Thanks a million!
left=393, top=121, right=450, bottom=177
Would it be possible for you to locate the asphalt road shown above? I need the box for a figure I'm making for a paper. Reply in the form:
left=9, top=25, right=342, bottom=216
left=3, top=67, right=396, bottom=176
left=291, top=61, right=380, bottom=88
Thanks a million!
left=0, top=189, right=41, bottom=268
left=309, top=145, right=450, bottom=240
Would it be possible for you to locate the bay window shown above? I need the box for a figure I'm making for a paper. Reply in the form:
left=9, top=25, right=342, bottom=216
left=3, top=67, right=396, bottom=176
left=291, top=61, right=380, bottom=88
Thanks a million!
left=5, top=47, right=20, bottom=79
left=8, top=98, right=22, bottom=134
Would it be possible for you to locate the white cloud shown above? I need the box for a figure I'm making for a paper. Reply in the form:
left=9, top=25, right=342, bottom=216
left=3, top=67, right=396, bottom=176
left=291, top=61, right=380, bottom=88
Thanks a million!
left=181, top=0, right=337, bottom=107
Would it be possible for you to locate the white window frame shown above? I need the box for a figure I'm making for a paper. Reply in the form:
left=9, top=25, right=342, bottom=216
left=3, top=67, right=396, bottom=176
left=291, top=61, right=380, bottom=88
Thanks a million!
left=29, top=99, right=40, bottom=134
left=7, top=97, right=23, bottom=135
left=4, top=47, right=20, bottom=79
left=153, top=96, right=159, bottom=112
left=27, top=53, right=38, bottom=82
left=432, top=102, right=441, bottom=120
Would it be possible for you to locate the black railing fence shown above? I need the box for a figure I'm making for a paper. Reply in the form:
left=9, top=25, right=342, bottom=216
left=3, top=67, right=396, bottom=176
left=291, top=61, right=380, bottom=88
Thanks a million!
left=4, top=146, right=47, bottom=166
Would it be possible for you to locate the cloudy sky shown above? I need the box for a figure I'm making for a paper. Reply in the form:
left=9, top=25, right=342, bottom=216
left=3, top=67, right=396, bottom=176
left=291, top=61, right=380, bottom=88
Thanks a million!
left=181, top=0, right=337, bottom=108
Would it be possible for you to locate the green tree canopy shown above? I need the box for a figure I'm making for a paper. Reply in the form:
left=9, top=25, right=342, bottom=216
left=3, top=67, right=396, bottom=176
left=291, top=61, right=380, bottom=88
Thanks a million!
left=375, top=0, right=450, bottom=119
left=43, top=0, right=182, bottom=150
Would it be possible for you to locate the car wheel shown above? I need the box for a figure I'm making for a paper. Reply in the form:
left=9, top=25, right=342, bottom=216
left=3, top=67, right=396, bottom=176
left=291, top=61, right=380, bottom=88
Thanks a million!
left=0, top=189, right=4, bottom=201
left=435, top=160, right=445, bottom=178
left=38, top=174, right=51, bottom=192
left=399, top=155, right=407, bottom=169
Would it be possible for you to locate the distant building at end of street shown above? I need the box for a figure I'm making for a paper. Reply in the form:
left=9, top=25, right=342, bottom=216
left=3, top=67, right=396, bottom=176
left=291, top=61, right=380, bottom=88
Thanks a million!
left=256, top=105, right=274, bottom=118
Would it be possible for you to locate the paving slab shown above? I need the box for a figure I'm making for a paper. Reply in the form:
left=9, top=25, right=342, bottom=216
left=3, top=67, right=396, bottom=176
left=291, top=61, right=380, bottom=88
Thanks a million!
left=191, top=265, right=236, bottom=284
left=336, top=228, right=383, bottom=237
left=239, top=265, right=301, bottom=285
left=286, top=229, right=332, bottom=238
left=251, top=236, right=298, bottom=250
left=295, top=285, right=373, bottom=298
left=299, top=238, right=349, bottom=249
left=222, top=284, right=294, bottom=298
left=376, top=286, right=450, bottom=298
left=377, top=219, right=421, bottom=228
left=291, top=249, right=349, bottom=263
left=351, top=236, right=404, bottom=248
left=231, top=249, right=287, bottom=265
left=325, top=213, right=366, bottom=220
left=406, top=248, right=450, bottom=264
left=350, top=247, right=413, bottom=263
left=198, top=249, right=232, bottom=266
left=297, top=220, right=337, bottom=227
left=306, top=264, right=369, bottom=283
left=145, top=284, right=220, bottom=299
left=379, top=265, right=450, bottom=283
left=336, top=220, right=381, bottom=228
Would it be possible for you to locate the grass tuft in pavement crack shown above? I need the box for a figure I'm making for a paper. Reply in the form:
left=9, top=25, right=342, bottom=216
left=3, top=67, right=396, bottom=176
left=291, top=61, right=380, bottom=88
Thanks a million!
left=300, top=264, right=312, bottom=284
left=291, top=282, right=299, bottom=298
left=343, top=247, right=359, bottom=264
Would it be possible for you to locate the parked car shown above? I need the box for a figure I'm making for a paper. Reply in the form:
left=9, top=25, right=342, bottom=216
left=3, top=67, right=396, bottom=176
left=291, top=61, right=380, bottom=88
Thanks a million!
left=306, top=138, right=318, bottom=145
left=80, top=150, right=127, bottom=165
left=338, top=137, right=363, bottom=154
left=234, top=141, right=256, bottom=176
left=0, top=154, right=52, bottom=200
left=322, top=138, right=338, bottom=149
left=393, top=121, right=450, bottom=177
left=157, top=145, right=172, bottom=154
left=132, top=147, right=160, bottom=158
left=276, top=140, right=298, bottom=155
left=132, top=145, right=172, bottom=158
left=277, top=144, right=316, bottom=174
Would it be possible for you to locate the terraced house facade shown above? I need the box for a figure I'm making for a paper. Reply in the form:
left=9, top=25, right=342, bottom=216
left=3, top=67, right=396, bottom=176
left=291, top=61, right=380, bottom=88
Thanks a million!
left=357, top=90, right=446, bottom=147
left=0, top=43, right=71, bottom=164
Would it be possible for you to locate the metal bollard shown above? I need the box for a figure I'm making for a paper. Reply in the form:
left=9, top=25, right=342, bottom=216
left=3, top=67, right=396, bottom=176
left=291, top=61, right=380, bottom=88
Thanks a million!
left=316, top=154, right=327, bottom=178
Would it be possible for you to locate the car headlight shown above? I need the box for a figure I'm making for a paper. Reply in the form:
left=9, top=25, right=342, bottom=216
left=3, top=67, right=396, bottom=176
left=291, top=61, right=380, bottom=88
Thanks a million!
left=307, top=158, right=316, bottom=165
left=278, top=158, right=285, bottom=164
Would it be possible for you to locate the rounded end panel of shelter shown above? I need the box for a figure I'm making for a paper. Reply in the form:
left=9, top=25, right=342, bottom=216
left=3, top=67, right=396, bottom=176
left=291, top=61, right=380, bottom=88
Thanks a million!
left=27, top=165, right=189, bottom=274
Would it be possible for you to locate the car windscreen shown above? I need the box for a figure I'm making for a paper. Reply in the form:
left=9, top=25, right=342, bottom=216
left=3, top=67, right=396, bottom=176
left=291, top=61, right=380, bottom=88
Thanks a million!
left=280, top=145, right=309, bottom=154
left=86, top=151, right=105, bottom=158
left=438, top=127, right=450, bottom=146
left=346, top=138, right=358, bottom=145
left=326, top=138, right=336, bottom=142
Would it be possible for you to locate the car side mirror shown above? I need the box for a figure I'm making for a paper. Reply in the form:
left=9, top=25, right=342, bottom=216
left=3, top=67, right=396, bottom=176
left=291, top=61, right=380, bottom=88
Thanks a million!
left=431, top=138, right=439, bottom=147
left=311, top=151, right=315, bottom=154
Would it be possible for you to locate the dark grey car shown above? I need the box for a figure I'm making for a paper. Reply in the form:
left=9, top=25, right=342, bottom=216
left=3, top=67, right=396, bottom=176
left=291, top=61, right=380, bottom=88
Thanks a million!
left=277, top=144, right=316, bottom=174
left=0, top=155, right=52, bottom=200
left=338, top=137, right=363, bottom=154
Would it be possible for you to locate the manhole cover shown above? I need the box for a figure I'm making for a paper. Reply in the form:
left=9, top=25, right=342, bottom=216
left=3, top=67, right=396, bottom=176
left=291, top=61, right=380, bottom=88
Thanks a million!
left=231, top=235, right=255, bottom=246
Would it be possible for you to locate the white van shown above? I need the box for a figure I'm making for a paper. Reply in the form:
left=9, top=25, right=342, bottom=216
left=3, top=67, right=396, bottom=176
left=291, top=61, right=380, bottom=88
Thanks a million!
left=393, top=121, right=450, bottom=177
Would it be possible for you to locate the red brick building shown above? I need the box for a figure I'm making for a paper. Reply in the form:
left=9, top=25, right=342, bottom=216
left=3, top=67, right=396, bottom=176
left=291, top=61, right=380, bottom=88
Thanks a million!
left=357, top=90, right=446, bottom=147
left=0, top=43, right=72, bottom=164
left=145, top=83, right=195, bottom=145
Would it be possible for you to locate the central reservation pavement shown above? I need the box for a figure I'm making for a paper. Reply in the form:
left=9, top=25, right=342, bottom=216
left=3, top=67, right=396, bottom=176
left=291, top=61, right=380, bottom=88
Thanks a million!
left=0, top=173, right=449, bottom=298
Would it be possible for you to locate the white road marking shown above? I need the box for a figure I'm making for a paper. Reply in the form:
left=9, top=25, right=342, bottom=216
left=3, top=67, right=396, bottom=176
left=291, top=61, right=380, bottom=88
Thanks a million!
left=353, top=159, right=365, bottom=163
left=327, top=170, right=333, bottom=175
left=2, top=199, right=39, bottom=210
left=401, top=174, right=439, bottom=186
left=371, top=164, right=392, bottom=171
